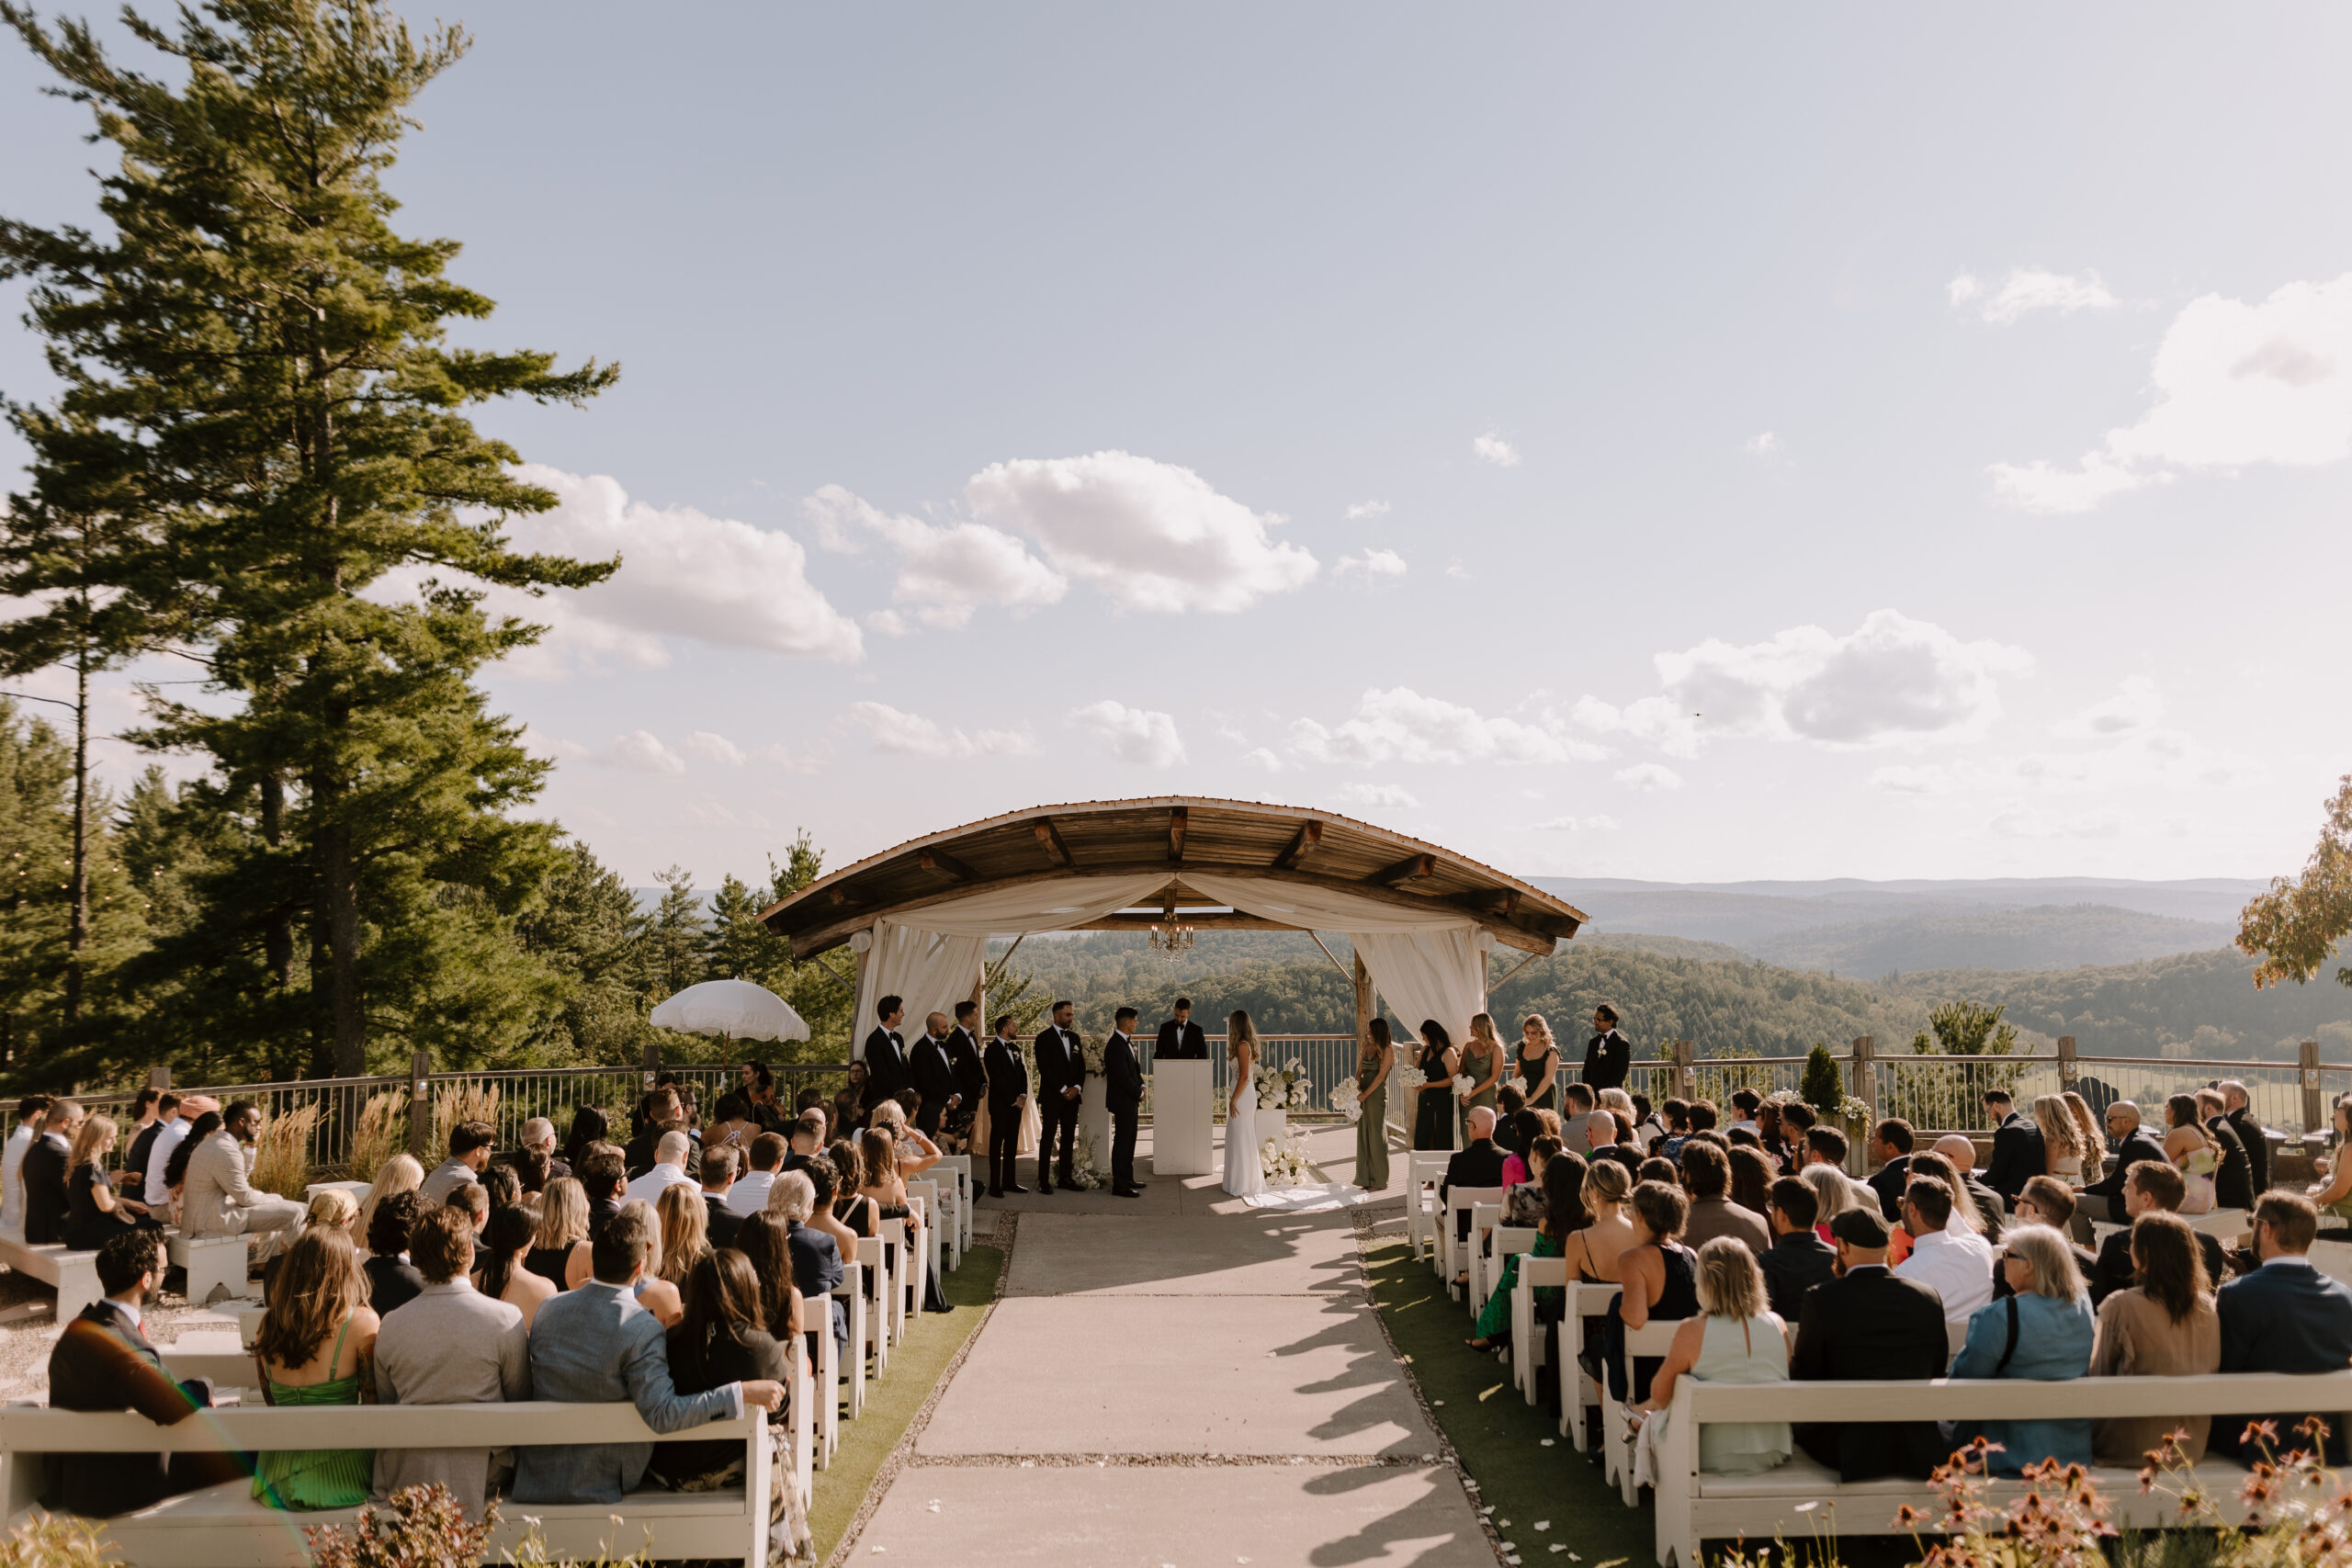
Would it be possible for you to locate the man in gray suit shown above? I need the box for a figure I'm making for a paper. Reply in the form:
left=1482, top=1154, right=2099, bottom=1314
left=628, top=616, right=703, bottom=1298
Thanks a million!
left=374, top=1203, right=530, bottom=1517
left=511, top=1203, right=785, bottom=1504
left=181, top=1101, right=303, bottom=1251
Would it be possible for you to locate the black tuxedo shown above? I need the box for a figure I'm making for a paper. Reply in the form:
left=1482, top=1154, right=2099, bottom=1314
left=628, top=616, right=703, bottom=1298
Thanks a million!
left=947, top=1028, right=987, bottom=1134
left=983, top=1035, right=1028, bottom=1193
left=1790, top=1265, right=1951, bottom=1480
left=864, top=1025, right=908, bottom=1112
left=2229, top=1104, right=2270, bottom=1198
left=2206, top=1113, right=2255, bottom=1211
left=21, top=1133, right=68, bottom=1246
left=1581, top=1029, right=1630, bottom=1090
left=1155, top=1018, right=1208, bottom=1061
left=909, top=1032, right=956, bottom=1137
left=2080, top=1125, right=2168, bottom=1223
left=1759, top=1228, right=1838, bottom=1320
left=1959, top=1173, right=2007, bottom=1242
left=1867, top=1154, right=1912, bottom=1223
left=44, top=1300, right=234, bottom=1515
left=2086, top=1223, right=2227, bottom=1307
left=704, top=1191, right=745, bottom=1250
left=1034, top=1025, right=1085, bottom=1187
left=121, top=1120, right=164, bottom=1200
left=2217, top=1259, right=2352, bottom=1460
left=1104, top=1031, right=1144, bottom=1191
left=1984, top=1111, right=2045, bottom=1203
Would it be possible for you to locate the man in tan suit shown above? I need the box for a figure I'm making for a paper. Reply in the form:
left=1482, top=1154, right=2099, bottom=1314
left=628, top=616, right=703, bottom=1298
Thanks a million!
left=180, top=1101, right=303, bottom=1254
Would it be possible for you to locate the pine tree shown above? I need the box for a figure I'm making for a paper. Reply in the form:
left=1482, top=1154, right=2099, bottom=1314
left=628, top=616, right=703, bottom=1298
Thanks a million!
left=0, top=0, right=619, bottom=1074
left=514, top=840, right=652, bottom=1063
left=645, top=867, right=709, bottom=1000
left=1800, top=1043, right=1843, bottom=1114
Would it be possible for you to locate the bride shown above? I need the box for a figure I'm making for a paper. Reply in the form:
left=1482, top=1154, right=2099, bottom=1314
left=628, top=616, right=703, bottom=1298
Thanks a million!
left=1222, top=1008, right=1265, bottom=1198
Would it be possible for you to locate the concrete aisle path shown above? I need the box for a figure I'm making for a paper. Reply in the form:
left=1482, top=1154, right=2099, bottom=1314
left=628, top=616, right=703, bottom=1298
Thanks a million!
left=848, top=1123, right=1496, bottom=1566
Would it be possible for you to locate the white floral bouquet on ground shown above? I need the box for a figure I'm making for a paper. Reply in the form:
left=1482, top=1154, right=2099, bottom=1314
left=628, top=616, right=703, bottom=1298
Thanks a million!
left=1329, top=1080, right=1363, bottom=1123
left=1261, top=1130, right=1314, bottom=1186
left=1254, top=1057, right=1311, bottom=1111
left=1064, top=1130, right=1102, bottom=1191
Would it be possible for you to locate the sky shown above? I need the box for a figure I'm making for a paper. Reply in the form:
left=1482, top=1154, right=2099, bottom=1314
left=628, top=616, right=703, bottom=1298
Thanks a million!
left=4, top=4, right=2351, bottom=892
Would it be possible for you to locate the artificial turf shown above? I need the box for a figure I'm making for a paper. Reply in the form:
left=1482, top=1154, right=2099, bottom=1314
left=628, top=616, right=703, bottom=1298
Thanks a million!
left=1365, top=1235, right=1656, bottom=1568
left=808, top=1242, right=1006, bottom=1564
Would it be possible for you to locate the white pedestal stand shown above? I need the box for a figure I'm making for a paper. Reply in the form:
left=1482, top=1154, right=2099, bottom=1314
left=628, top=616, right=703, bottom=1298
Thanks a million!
left=1151, top=1060, right=1214, bottom=1176
left=1080, top=1077, right=1113, bottom=1179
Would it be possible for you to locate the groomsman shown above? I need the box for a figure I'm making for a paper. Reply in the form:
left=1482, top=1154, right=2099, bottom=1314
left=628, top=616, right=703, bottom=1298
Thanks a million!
left=1582, top=1003, right=1630, bottom=1090
left=947, top=1003, right=987, bottom=1145
left=864, top=997, right=909, bottom=1116
left=984, top=1013, right=1029, bottom=1196
left=1155, top=998, right=1208, bottom=1061
left=910, top=1012, right=956, bottom=1138
left=1034, top=1000, right=1085, bottom=1193
left=1105, top=1008, right=1146, bottom=1197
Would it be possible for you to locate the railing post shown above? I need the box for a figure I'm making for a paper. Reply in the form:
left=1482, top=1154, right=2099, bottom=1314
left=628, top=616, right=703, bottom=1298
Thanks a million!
left=1849, top=1036, right=1876, bottom=1127
left=2302, top=1039, right=2324, bottom=1134
left=642, top=1038, right=661, bottom=1095
left=147, top=1064, right=170, bottom=1090
left=406, top=1051, right=430, bottom=1159
left=1672, top=1040, right=1694, bottom=1102
left=2057, top=1036, right=2077, bottom=1092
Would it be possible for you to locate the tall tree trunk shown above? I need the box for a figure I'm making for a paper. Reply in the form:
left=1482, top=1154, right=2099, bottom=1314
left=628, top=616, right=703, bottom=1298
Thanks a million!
left=320, top=794, right=364, bottom=1077
left=62, top=632, right=88, bottom=1026
left=260, top=770, right=293, bottom=987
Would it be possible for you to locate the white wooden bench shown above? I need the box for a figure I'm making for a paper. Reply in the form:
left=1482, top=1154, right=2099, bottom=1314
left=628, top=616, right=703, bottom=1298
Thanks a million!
left=1473, top=1224, right=1536, bottom=1324
left=1436, top=1186, right=1503, bottom=1293
left=932, top=1156, right=974, bottom=1261
left=0, top=1229, right=102, bottom=1321
left=1645, top=1369, right=2352, bottom=1568
left=832, top=1257, right=869, bottom=1421
left=1405, top=1153, right=1447, bottom=1263
left=0, top=1400, right=786, bottom=1567
left=910, top=1180, right=944, bottom=1296
left=166, top=1233, right=250, bottom=1306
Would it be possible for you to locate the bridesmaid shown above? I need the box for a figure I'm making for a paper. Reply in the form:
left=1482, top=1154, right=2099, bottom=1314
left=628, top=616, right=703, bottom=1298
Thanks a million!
left=1412, top=1021, right=1460, bottom=1152
left=1516, top=1014, right=1560, bottom=1112
left=1355, top=1018, right=1396, bottom=1190
left=1458, top=1013, right=1505, bottom=1144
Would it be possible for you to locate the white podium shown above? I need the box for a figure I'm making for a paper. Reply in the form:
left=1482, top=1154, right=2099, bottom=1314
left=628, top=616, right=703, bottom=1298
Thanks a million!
left=1079, top=1078, right=1114, bottom=1178
left=1152, top=1060, right=1215, bottom=1175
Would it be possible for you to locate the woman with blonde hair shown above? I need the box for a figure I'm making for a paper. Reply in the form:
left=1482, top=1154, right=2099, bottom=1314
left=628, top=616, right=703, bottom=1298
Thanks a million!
left=2062, top=1092, right=2106, bottom=1185
left=1516, top=1015, right=1560, bottom=1112
left=1951, top=1224, right=2094, bottom=1474
left=2034, top=1094, right=2086, bottom=1183
left=64, top=1114, right=156, bottom=1250
left=1798, top=1163, right=1860, bottom=1245
left=300, top=1187, right=358, bottom=1238
left=1634, top=1235, right=1792, bottom=1478
left=252, top=1229, right=379, bottom=1510
left=1460, top=1012, right=1505, bottom=1143
left=656, top=1180, right=711, bottom=1287
left=1560, top=1158, right=1639, bottom=1283
left=2163, top=1094, right=2220, bottom=1213
left=1223, top=1009, right=1265, bottom=1198
left=530, top=1175, right=593, bottom=1290
left=355, top=1153, right=424, bottom=1247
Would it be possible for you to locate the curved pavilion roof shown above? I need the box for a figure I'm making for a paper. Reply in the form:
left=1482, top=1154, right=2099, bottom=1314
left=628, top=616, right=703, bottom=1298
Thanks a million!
left=759, top=795, right=1589, bottom=960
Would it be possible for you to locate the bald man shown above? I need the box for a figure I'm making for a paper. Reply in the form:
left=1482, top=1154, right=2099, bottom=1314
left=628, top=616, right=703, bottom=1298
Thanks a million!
left=1931, top=1133, right=2008, bottom=1240
left=1441, top=1105, right=1509, bottom=1248
left=2076, top=1099, right=2168, bottom=1232
left=909, top=1011, right=959, bottom=1139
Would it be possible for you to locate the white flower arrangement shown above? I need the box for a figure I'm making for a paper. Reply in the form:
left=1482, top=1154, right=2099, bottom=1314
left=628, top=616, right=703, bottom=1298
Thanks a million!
left=1261, top=1130, right=1314, bottom=1186
left=1329, top=1080, right=1363, bottom=1123
left=1064, top=1130, right=1102, bottom=1191
left=1254, top=1056, right=1311, bottom=1111
left=1508, top=1077, right=1532, bottom=1100
left=1835, top=1093, right=1873, bottom=1126
left=1396, top=1066, right=1426, bottom=1097
left=1452, top=1073, right=1476, bottom=1100
left=1079, top=1035, right=1106, bottom=1075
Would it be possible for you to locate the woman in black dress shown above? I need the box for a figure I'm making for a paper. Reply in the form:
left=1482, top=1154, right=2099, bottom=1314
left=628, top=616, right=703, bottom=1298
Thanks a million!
left=652, top=1249, right=795, bottom=1487
left=1515, top=1015, right=1561, bottom=1113
left=64, top=1115, right=157, bottom=1251
left=1411, top=1020, right=1461, bottom=1152
left=1600, top=1180, right=1699, bottom=1404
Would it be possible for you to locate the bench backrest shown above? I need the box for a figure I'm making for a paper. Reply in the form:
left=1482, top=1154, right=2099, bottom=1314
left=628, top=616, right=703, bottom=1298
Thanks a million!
left=1668, top=1369, right=2352, bottom=1427
left=0, top=1401, right=765, bottom=1452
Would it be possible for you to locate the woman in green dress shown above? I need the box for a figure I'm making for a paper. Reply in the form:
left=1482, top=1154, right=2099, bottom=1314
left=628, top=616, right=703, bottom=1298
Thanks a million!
left=253, top=1228, right=379, bottom=1510
left=1458, top=1013, right=1505, bottom=1145
left=1469, top=1151, right=1588, bottom=1351
left=1411, top=1021, right=1460, bottom=1152
left=1354, top=1018, right=1396, bottom=1190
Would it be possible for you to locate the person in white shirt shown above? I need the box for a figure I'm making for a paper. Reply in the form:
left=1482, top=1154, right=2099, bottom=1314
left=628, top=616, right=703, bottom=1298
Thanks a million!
left=1, top=1094, right=52, bottom=1234
left=1894, top=1176, right=1995, bottom=1325
left=726, top=1132, right=785, bottom=1217
left=144, top=1094, right=216, bottom=1222
left=622, top=1130, right=697, bottom=1205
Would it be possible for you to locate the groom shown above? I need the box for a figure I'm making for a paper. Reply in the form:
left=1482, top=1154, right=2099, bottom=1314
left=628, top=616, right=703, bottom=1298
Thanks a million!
left=1105, top=1008, right=1146, bottom=1198
left=1033, top=1000, right=1085, bottom=1193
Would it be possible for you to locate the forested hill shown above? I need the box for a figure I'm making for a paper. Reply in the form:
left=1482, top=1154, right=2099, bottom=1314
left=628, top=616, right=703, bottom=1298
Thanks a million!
left=995, top=931, right=2352, bottom=1061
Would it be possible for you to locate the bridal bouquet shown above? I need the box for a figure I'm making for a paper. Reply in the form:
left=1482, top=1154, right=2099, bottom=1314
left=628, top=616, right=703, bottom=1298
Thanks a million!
left=1452, top=1073, right=1476, bottom=1099
left=1329, top=1080, right=1363, bottom=1123
left=1261, top=1131, right=1313, bottom=1186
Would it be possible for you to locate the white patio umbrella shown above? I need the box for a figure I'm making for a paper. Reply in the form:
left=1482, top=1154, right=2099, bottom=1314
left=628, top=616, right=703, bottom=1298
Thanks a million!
left=649, top=978, right=809, bottom=1042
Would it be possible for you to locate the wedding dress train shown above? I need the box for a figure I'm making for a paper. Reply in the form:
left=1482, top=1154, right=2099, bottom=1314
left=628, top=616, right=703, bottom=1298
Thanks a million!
left=1222, top=1102, right=1265, bottom=1198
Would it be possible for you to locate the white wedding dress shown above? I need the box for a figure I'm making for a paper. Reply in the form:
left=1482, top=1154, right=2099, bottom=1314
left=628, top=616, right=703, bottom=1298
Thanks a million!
left=1223, top=1098, right=1265, bottom=1198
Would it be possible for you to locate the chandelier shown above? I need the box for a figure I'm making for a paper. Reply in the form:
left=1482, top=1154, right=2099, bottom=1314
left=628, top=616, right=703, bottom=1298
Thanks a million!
left=1148, top=920, right=1196, bottom=955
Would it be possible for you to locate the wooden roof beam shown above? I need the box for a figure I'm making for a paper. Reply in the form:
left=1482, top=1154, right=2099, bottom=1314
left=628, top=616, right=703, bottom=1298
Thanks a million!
left=1168, top=807, right=1188, bottom=863
left=1033, top=818, right=1074, bottom=868
left=1274, top=820, right=1321, bottom=870
left=1453, top=887, right=1520, bottom=918
left=1374, top=852, right=1437, bottom=888
left=918, top=848, right=977, bottom=883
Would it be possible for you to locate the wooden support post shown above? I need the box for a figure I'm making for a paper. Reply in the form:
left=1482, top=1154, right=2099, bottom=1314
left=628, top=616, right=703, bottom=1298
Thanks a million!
left=1352, top=952, right=1374, bottom=1048
left=406, top=1051, right=431, bottom=1159
left=1849, top=1035, right=1877, bottom=1122
left=853, top=942, right=872, bottom=1060
left=2057, top=1035, right=2077, bottom=1092
left=641, top=1038, right=661, bottom=1094
left=146, top=1064, right=170, bottom=1090
left=1672, top=1039, right=1695, bottom=1102
left=2302, top=1039, right=2324, bottom=1134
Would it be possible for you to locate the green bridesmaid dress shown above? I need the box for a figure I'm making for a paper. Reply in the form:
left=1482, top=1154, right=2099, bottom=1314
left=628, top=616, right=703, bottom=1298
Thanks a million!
left=253, top=1316, right=373, bottom=1510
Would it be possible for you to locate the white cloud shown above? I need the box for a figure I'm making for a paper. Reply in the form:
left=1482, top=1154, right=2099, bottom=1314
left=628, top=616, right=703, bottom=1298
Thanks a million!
left=1445, top=558, right=1472, bottom=581
left=1345, top=500, right=1391, bottom=519
left=847, top=701, right=1036, bottom=760
left=2052, top=676, right=2163, bottom=740
left=1866, top=764, right=1952, bottom=795
left=865, top=609, right=911, bottom=637
left=603, top=730, right=686, bottom=775
left=519, top=726, right=589, bottom=762
left=1962, top=266, right=2120, bottom=324
left=1579, top=610, right=2031, bottom=753
left=753, top=741, right=821, bottom=776
left=963, top=450, right=1317, bottom=613
left=485, top=466, right=863, bottom=669
left=1066, top=700, right=1187, bottom=768
left=685, top=730, right=748, bottom=767
left=1744, top=432, right=1779, bottom=457
left=1329, top=782, right=1420, bottom=809
left=1238, top=747, right=1284, bottom=773
left=801, top=484, right=1066, bottom=631
left=1615, top=762, right=1683, bottom=792
left=1290, top=687, right=1607, bottom=766
left=1472, top=433, right=1521, bottom=468
left=1335, top=548, right=1408, bottom=584
left=1528, top=814, right=1619, bottom=831
left=1988, top=274, right=2352, bottom=513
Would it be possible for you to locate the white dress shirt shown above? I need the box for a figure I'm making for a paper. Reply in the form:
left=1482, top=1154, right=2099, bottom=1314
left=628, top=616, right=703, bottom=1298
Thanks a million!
left=145, top=1117, right=190, bottom=1203
left=1, top=1122, right=31, bottom=1232
left=623, top=1161, right=697, bottom=1206
left=726, top=1169, right=776, bottom=1216
left=1894, top=1224, right=1996, bottom=1325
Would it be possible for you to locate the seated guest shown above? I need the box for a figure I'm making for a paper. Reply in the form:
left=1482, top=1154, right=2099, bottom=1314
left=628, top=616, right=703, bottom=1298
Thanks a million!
left=529, top=1176, right=593, bottom=1292
left=21, top=1099, right=81, bottom=1245
left=625, top=1129, right=699, bottom=1206
left=2077, top=1100, right=2168, bottom=1229
left=1559, top=1158, right=1637, bottom=1283
left=447, top=1179, right=491, bottom=1260
left=1867, top=1118, right=1916, bottom=1222
left=751, top=1189, right=842, bottom=1361
left=776, top=1168, right=853, bottom=1350
left=1727, top=1146, right=1773, bottom=1217
left=1951, top=1224, right=2094, bottom=1474
left=2164, top=1094, right=2224, bottom=1214
left=1495, top=1085, right=1529, bottom=1156
left=1499, top=1111, right=1544, bottom=1180
left=780, top=1114, right=825, bottom=1177
left=1800, top=1163, right=1864, bottom=1246
left=1726, top=1089, right=1762, bottom=1138
left=1928, top=1136, right=2007, bottom=1239
left=579, top=1148, right=628, bottom=1240
left=252, top=1230, right=379, bottom=1510
left=159, top=1109, right=220, bottom=1220
left=2219, top=1081, right=2268, bottom=1200
left=183, top=1100, right=305, bottom=1250
left=1790, top=1207, right=1950, bottom=1480
left=375, top=1203, right=531, bottom=1517
left=1680, top=1139, right=1770, bottom=1254
left=625, top=1089, right=701, bottom=1182
left=1637, top=1156, right=1679, bottom=1186
left=561, top=1106, right=610, bottom=1172
left=64, top=1114, right=157, bottom=1251
left=476, top=1204, right=557, bottom=1331
left=1585, top=1111, right=1643, bottom=1179
left=1997, top=1177, right=2098, bottom=1300
left=119, top=1090, right=171, bottom=1204
left=363, top=1191, right=428, bottom=1316
left=1559, top=1083, right=1597, bottom=1155
left=3, top=1093, right=52, bottom=1233
left=2087, top=1160, right=2230, bottom=1306
left=1655, top=1099, right=1691, bottom=1163
left=1602, top=1181, right=1699, bottom=1405
left=1777, top=1100, right=1817, bottom=1161
left=1894, top=1178, right=1996, bottom=1325
left=808, top=1154, right=870, bottom=1274
left=2197, top=1088, right=2254, bottom=1213
left=511, top=1202, right=784, bottom=1504
left=2309, top=1096, right=2352, bottom=1230
left=2216, top=1191, right=2352, bottom=1461
left=422, top=1121, right=496, bottom=1205
left=1505, top=1134, right=1563, bottom=1227
left=703, top=1091, right=759, bottom=1166
left=651, top=1250, right=797, bottom=1489
left=1901, top=1149, right=1998, bottom=1256
left=509, top=1116, right=569, bottom=1189
left=701, top=1145, right=746, bottom=1247
left=2091, top=1211, right=2222, bottom=1463
left=731, top=1133, right=786, bottom=1215
left=655, top=1180, right=712, bottom=1288
left=618, top=1199, right=685, bottom=1327
left=1760, top=1177, right=1837, bottom=1320
left=1470, top=1153, right=1586, bottom=1353
left=1635, top=1235, right=1791, bottom=1475
left=355, top=1153, right=424, bottom=1244
left=1800, top=1125, right=1849, bottom=1175
left=44, top=1229, right=242, bottom=1516
left=1441, top=1106, right=1510, bottom=1258
left=481, top=1162, right=524, bottom=1214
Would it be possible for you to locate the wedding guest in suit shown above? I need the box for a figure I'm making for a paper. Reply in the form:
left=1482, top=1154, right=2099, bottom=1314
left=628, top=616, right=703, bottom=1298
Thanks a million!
left=729, top=1134, right=786, bottom=1217
left=1557, top=1084, right=1597, bottom=1156
left=2220, top=1080, right=2269, bottom=1198
left=1105, top=1007, right=1147, bottom=1197
left=44, top=1229, right=242, bottom=1516
left=511, top=1204, right=785, bottom=1505
left=20, top=1098, right=79, bottom=1245
left=2090, top=1210, right=2222, bottom=1462
left=2216, top=1192, right=2352, bottom=1461
left=1034, top=1000, right=1085, bottom=1194
left=699, top=1145, right=745, bottom=1249
left=624, top=1089, right=701, bottom=1184
left=1982, top=1089, right=2045, bottom=1204
left=120, top=1089, right=170, bottom=1203
left=2077, top=1100, right=2168, bottom=1230
left=2197, top=1088, right=2255, bottom=1212
left=1581, top=1004, right=1630, bottom=1091
left=1950, top=1224, right=2095, bottom=1474
left=947, top=1003, right=987, bottom=1151
left=1156, top=997, right=1208, bottom=1060
left=1790, top=1206, right=1951, bottom=1480
left=2087, top=1161, right=2229, bottom=1305
left=1867, top=1118, right=1916, bottom=1222
left=579, top=1149, right=628, bottom=1243
left=863, top=997, right=910, bottom=1119
left=984, top=1012, right=1029, bottom=1197
left=183, top=1100, right=304, bottom=1252
left=2, top=1093, right=52, bottom=1232
left=1928, top=1136, right=2007, bottom=1240
left=423, top=1120, right=496, bottom=1205
left=1760, top=1178, right=1838, bottom=1319
left=1681, top=1139, right=1770, bottom=1253
left=374, top=1203, right=530, bottom=1515
left=1442, top=1107, right=1510, bottom=1274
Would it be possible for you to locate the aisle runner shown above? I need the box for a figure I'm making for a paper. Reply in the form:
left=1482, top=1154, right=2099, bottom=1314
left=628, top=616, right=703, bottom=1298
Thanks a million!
left=1242, top=1182, right=1369, bottom=1212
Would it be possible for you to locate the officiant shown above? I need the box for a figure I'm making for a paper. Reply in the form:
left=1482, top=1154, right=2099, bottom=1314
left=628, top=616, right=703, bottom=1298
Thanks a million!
left=1155, top=998, right=1208, bottom=1060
